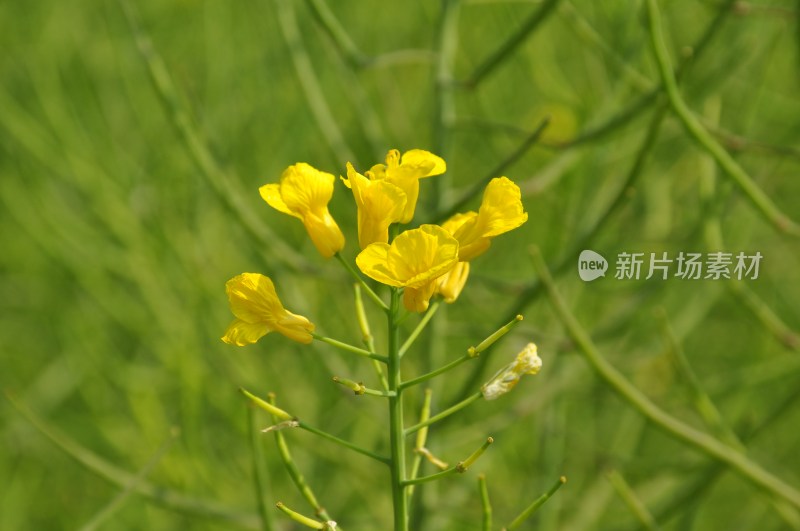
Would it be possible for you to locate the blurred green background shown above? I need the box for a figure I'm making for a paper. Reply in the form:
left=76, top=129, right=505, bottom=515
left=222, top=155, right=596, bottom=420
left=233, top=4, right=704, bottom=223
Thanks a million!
left=2, top=0, right=800, bottom=529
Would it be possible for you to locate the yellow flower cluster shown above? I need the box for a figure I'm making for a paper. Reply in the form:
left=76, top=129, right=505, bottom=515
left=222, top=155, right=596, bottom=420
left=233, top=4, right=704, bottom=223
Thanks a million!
left=222, top=149, right=527, bottom=346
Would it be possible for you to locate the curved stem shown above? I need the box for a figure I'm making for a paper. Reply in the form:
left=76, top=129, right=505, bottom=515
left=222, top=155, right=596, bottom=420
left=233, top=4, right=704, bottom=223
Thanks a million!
left=646, top=0, right=800, bottom=237
left=531, top=246, right=800, bottom=509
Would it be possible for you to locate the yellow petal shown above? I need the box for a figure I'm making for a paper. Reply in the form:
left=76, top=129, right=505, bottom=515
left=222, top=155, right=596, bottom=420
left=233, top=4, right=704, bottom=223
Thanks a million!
left=344, top=163, right=407, bottom=248
left=385, top=224, right=459, bottom=288
left=435, top=261, right=470, bottom=303
left=226, top=273, right=284, bottom=324
left=275, top=310, right=315, bottom=344
left=370, top=149, right=447, bottom=223
left=223, top=273, right=315, bottom=345
left=260, top=184, right=301, bottom=219
left=453, top=177, right=527, bottom=261
left=222, top=318, right=271, bottom=346
left=476, top=176, right=528, bottom=237
left=403, top=283, right=437, bottom=313
left=441, top=212, right=477, bottom=235
left=356, top=243, right=403, bottom=287
left=263, top=163, right=344, bottom=258
left=399, top=149, right=446, bottom=178
left=279, top=163, right=335, bottom=215
left=303, top=211, right=346, bottom=258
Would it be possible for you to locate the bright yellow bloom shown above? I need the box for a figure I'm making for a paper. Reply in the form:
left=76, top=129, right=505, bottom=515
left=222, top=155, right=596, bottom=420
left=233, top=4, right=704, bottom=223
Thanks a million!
left=369, top=149, right=446, bottom=223
left=341, top=162, right=407, bottom=249
left=481, top=343, right=542, bottom=400
left=356, top=224, right=459, bottom=312
left=222, top=273, right=314, bottom=346
left=434, top=261, right=470, bottom=303
left=450, top=177, right=528, bottom=262
left=259, top=163, right=345, bottom=258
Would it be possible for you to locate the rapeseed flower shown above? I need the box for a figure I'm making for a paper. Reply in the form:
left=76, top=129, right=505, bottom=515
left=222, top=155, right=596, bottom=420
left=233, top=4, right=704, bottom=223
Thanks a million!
left=260, top=163, right=345, bottom=258
left=369, top=149, right=446, bottom=223
left=222, top=273, right=314, bottom=346
left=356, top=224, right=458, bottom=312
left=449, top=176, right=528, bottom=262
left=341, top=162, right=407, bottom=249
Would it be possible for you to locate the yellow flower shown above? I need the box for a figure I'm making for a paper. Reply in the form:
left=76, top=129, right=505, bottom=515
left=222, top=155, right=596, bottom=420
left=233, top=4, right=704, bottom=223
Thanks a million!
left=356, top=224, right=459, bottom=312
left=433, top=212, right=474, bottom=303
left=259, top=163, right=345, bottom=258
left=481, top=343, right=542, bottom=400
left=369, top=149, right=446, bottom=223
left=222, top=273, right=314, bottom=346
left=434, top=261, right=470, bottom=303
left=341, top=162, right=407, bottom=249
left=450, top=177, right=528, bottom=262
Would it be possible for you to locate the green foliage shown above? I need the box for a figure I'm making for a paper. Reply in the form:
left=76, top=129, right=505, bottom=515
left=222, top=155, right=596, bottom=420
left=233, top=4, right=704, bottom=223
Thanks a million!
left=2, top=0, right=800, bottom=529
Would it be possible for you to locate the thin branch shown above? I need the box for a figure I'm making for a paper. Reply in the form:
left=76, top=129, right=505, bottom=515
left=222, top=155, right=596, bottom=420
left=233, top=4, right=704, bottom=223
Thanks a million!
left=646, top=0, right=800, bottom=236
left=462, top=0, right=562, bottom=88
left=530, top=246, right=800, bottom=510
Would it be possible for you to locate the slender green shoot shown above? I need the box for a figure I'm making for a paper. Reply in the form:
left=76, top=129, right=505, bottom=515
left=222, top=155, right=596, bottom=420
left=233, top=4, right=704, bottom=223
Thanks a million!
left=479, top=474, right=492, bottom=531
left=504, top=476, right=567, bottom=530
left=275, top=502, right=332, bottom=530
left=401, top=438, right=493, bottom=486
left=531, top=246, right=800, bottom=509
left=336, top=253, right=389, bottom=311
left=606, top=470, right=658, bottom=531
left=312, top=333, right=388, bottom=363
left=405, top=392, right=482, bottom=436
left=399, top=302, right=440, bottom=357
left=333, top=376, right=396, bottom=397
left=407, top=389, right=434, bottom=502
left=266, top=395, right=334, bottom=523
left=353, top=284, right=390, bottom=391
left=645, top=0, right=800, bottom=237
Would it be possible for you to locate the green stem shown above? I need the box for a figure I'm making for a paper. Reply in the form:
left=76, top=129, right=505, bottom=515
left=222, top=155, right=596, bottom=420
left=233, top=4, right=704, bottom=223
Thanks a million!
left=336, top=253, right=389, bottom=311
left=505, top=476, right=567, bottom=530
left=297, top=421, right=390, bottom=465
left=407, top=389, right=433, bottom=502
left=305, top=0, right=368, bottom=68
left=267, top=399, right=332, bottom=524
left=606, top=470, right=657, bottom=531
left=311, top=333, right=387, bottom=363
left=400, top=353, right=471, bottom=390
left=478, top=474, right=492, bottom=531
left=5, top=393, right=260, bottom=529
left=645, top=0, right=800, bottom=237
left=436, top=117, right=549, bottom=223
left=353, top=284, right=390, bottom=391
left=402, top=468, right=457, bottom=486
left=332, top=376, right=396, bottom=397
left=248, top=407, right=276, bottom=531
left=462, top=0, right=561, bottom=88
left=275, top=502, right=327, bottom=530
left=404, top=392, right=482, bottom=436
left=387, top=288, right=409, bottom=530
left=530, top=246, right=800, bottom=510
left=273, top=0, right=355, bottom=162
left=402, top=437, right=493, bottom=486
left=399, top=301, right=440, bottom=357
